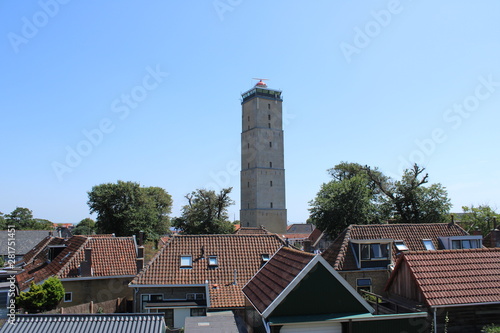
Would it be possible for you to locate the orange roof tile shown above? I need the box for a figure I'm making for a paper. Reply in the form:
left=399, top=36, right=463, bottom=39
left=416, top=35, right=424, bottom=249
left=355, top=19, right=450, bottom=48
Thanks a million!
left=387, top=248, right=500, bottom=307
left=243, top=247, right=314, bottom=314
left=131, top=234, right=284, bottom=309
left=16, top=235, right=137, bottom=291
left=322, top=223, right=468, bottom=270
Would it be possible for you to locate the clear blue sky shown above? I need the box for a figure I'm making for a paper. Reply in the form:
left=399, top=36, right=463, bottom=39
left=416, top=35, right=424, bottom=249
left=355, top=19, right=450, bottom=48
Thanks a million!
left=1, top=1, right=499, bottom=225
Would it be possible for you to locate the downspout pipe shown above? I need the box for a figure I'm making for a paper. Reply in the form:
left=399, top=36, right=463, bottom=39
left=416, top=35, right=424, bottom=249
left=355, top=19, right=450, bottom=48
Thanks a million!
left=134, top=287, right=139, bottom=312
left=434, top=308, right=437, bottom=333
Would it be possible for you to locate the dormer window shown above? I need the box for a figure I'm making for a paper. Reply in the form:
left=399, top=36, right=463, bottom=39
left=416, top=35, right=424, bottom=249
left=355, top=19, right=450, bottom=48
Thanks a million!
left=361, top=243, right=389, bottom=260
left=452, top=239, right=481, bottom=249
left=394, top=240, right=408, bottom=251
left=180, top=256, right=192, bottom=268
left=208, top=256, right=218, bottom=267
left=439, top=236, right=482, bottom=250
left=422, top=239, right=436, bottom=250
left=351, top=240, right=391, bottom=269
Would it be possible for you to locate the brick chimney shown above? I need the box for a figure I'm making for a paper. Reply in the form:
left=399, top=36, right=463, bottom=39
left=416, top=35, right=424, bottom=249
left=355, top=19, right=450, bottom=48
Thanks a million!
left=80, top=248, right=92, bottom=277
left=136, top=245, right=145, bottom=273
left=138, top=231, right=144, bottom=247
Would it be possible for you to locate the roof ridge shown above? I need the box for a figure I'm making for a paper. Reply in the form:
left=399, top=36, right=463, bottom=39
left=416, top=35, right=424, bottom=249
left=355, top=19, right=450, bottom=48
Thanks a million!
left=406, top=247, right=500, bottom=255
left=280, top=246, right=315, bottom=257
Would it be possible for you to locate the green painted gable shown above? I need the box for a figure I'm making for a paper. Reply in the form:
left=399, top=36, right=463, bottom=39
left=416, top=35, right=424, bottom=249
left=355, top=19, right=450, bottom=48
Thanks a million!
left=270, top=262, right=369, bottom=317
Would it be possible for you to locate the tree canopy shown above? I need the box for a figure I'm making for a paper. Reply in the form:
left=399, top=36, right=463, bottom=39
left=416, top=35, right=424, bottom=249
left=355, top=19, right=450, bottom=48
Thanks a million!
left=72, top=218, right=97, bottom=235
left=16, top=277, right=65, bottom=313
left=309, top=162, right=451, bottom=238
left=460, top=205, right=500, bottom=236
left=3, top=207, right=53, bottom=230
left=172, top=187, right=235, bottom=234
left=87, top=181, right=172, bottom=240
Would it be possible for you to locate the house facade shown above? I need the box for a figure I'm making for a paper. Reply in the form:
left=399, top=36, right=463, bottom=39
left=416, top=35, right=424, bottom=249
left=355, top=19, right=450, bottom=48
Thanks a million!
left=243, top=246, right=428, bottom=333
left=385, top=248, right=500, bottom=332
left=322, top=223, right=477, bottom=295
left=15, top=235, right=139, bottom=307
left=129, top=234, right=284, bottom=329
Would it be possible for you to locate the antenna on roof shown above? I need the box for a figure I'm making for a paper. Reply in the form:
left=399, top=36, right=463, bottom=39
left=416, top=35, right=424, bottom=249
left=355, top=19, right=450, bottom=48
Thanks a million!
left=252, top=78, right=269, bottom=88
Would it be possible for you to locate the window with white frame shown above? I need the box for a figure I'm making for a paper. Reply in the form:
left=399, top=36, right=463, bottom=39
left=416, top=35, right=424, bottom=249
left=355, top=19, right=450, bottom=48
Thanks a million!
left=64, top=292, right=72, bottom=302
left=356, top=278, right=372, bottom=293
left=422, top=239, right=436, bottom=250
left=439, top=236, right=482, bottom=250
left=186, top=293, right=205, bottom=301
left=208, top=256, right=218, bottom=267
left=394, top=240, right=408, bottom=251
left=180, top=255, right=192, bottom=268
left=351, top=241, right=391, bottom=269
left=141, top=294, right=163, bottom=309
left=452, top=239, right=481, bottom=249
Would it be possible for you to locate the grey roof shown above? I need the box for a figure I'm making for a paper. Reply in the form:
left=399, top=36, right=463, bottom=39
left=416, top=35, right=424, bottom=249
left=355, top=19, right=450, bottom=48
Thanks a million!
left=286, top=223, right=315, bottom=234
left=0, top=230, right=52, bottom=256
left=0, top=314, right=165, bottom=333
left=184, top=311, right=247, bottom=333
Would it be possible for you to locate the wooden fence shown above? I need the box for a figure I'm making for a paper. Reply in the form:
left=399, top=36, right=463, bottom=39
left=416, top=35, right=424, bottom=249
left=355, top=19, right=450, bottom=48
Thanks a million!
left=43, top=297, right=127, bottom=314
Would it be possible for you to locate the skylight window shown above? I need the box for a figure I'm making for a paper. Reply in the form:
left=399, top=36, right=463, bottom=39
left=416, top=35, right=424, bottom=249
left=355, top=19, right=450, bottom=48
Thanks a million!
left=261, top=254, right=270, bottom=262
left=208, top=256, right=218, bottom=267
left=180, top=256, right=192, bottom=268
left=394, top=240, right=408, bottom=251
left=422, top=239, right=436, bottom=250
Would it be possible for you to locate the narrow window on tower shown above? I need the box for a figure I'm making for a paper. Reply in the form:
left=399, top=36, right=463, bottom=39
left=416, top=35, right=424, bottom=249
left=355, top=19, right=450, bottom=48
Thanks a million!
left=268, top=123, right=271, bottom=128
left=248, top=116, right=250, bottom=121
left=270, top=181, right=273, bottom=187
left=268, top=104, right=270, bottom=109
left=247, top=182, right=249, bottom=188
left=270, top=202, right=273, bottom=208
left=269, top=142, right=272, bottom=148
left=248, top=163, right=250, bottom=169
left=247, top=143, right=250, bottom=149
left=247, top=203, right=250, bottom=209
left=269, top=162, right=272, bottom=168
left=248, top=125, right=250, bottom=130
left=268, top=114, right=271, bottom=120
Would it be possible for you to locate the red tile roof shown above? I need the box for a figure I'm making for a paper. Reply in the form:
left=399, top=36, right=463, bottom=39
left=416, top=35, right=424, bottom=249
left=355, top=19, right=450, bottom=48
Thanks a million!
left=16, top=235, right=137, bottom=291
left=386, top=248, right=500, bottom=307
left=242, top=247, right=315, bottom=314
left=308, top=228, right=324, bottom=246
left=18, top=236, right=56, bottom=265
left=131, top=234, right=284, bottom=309
left=322, top=223, right=468, bottom=270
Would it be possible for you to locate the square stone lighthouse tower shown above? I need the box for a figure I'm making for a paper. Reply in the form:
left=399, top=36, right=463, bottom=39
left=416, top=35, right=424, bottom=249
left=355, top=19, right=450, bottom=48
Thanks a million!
left=240, top=80, right=287, bottom=234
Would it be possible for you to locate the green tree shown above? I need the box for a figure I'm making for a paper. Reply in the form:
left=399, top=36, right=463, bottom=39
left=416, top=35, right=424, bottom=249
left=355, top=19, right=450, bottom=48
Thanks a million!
left=460, top=205, right=500, bottom=236
left=172, top=187, right=235, bottom=234
left=0, top=256, right=4, bottom=267
left=309, top=163, right=451, bottom=238
left=32, top=218, right=54, bottom=230
left=0, top=212, right=6, bottom=230
left=309, top=175, right=380, bottom=237
left=366, top=164, right=451, bottom=223
left=16, top=277, right=65, bottom=313
left=72, top=218, right=97, bottom=235
left=5, top=207, right=35, bottom=229
left=87, top=181, right=172, bottom=240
